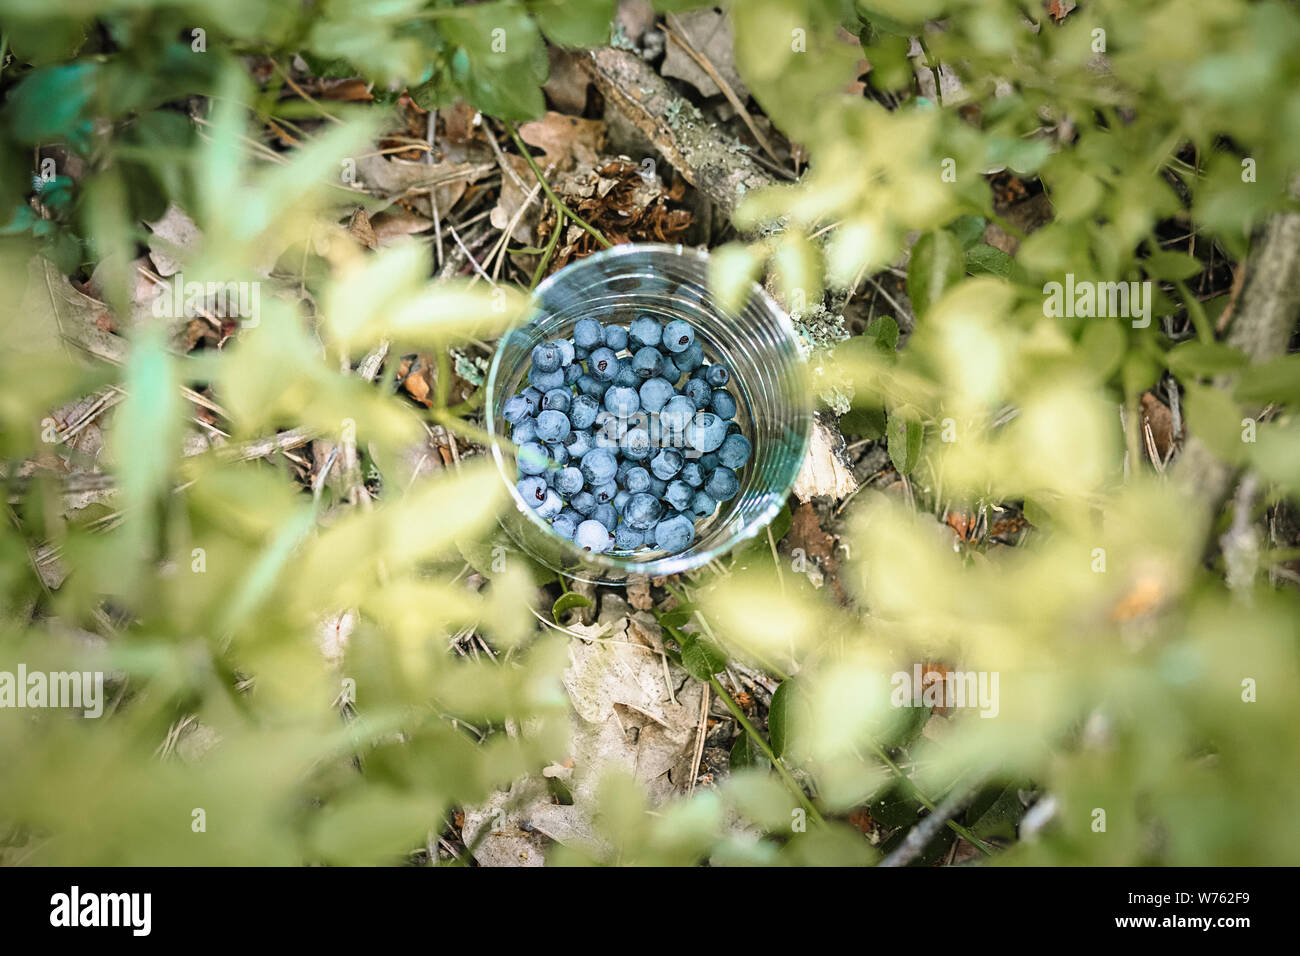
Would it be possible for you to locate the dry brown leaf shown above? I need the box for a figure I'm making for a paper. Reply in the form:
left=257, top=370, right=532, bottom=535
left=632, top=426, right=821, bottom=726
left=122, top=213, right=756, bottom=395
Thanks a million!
left=519, top=112, right=606, bottom=172
left=346, top=207, right=377, bottom=250
left=369, top=207, right=433, bottom=244
left=490, top=153, right=543, bottom=244
left=661, top=10, right=748, bottom=101
left=543, top=47, right=593, bottom=115
left=146, top=203, right=201, bottom=277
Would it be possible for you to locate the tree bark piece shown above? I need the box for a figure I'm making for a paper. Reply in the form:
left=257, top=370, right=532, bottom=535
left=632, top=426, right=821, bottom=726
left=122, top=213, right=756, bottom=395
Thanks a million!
left=1175, top=208, right=1300, bottom=515
left=580, top=48, right=773, bottom=220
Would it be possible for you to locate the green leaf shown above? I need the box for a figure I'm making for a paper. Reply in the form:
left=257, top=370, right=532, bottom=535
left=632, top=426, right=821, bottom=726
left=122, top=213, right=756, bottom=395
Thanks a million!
left=949, top=215, right=987, bottom=249
left=1182, top=383, right=1247, bottom=465
left=986, top=135, right=1052, bottom=175
left=531, top=0, right=617, bottom=47
left=1234, top=354, right=1300, bottom=405
left=965, top=784, right=1026, bottom=842
left=840, top=405, right=886, bottom=440
left=1167, top=341, right=1249, bottom=379
left=863, top=315, right=900, bottom=353
left=965, top=242, right=1018, bottom=281
left=552, top=591, right=592, bottom=623
left=681, top=638, right=727, bottom=680
left=5, top=63, right=98, bottom=145
left=907, top=230, right=964, bottom=321
left=886, top=412, right=923, bottom=475
left=729, top=733, right=763, bottom=770
left=1144, top=251, right=1203, bottom=282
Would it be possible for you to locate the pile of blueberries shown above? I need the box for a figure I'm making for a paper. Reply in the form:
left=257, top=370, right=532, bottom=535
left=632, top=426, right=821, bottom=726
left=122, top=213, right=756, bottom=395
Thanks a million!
left=503, top=314, right=752, bottom=555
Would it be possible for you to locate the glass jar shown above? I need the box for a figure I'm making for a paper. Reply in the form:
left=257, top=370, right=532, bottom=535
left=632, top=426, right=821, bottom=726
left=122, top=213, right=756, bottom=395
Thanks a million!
left=486, top=243, right=811, bottom=583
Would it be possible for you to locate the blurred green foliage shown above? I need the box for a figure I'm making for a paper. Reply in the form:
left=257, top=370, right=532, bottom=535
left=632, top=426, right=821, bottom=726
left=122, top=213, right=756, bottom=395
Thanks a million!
left=1, top=0, right=1299, bottom=866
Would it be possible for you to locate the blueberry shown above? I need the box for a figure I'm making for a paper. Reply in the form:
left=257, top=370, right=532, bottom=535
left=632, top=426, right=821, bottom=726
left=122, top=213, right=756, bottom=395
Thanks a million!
left=617, top=427, right=650, bottom=461
left=639, top=377, right=675, bottom=413
left=523, top=386, right=544, bottom=411
left=531, top=343, right=561, bottom=373
left=591, top=503, right=618, bottom=531
left=613, top=489, right=630, bottom=514
left=574, top=318, right=603, bottom=350
left=659, top=395, right=695, bottom=435
left=565, top=429, right=594, bottom=460
left=624, top=493, right=663, bottom=531
left=616, top=458, right=637, bottom=485
left=564, top=363, right=583, bottom=385
left=592, top=481, right=618, bottom=504
left=614, top=525, right=645, bottom=550
left=675, top=341, right=704, bottom=372
left=555, top=339, right=575, bottom=367
left=517, top=476, right=547, bottom=507
left=604, top=386, right=640, bottom=417
left=664, top=480, right=693, bottom=512
left=688, top=490, right=717, bottom=519
left=698, top=452, right=719, bottom=476
left=536, top=409, right=571, bottom=443
left=710, top=389, right=738, bottom=420
left=569, top=394, right=600, bottom=430
left=705, top=466, right=739, bottom=501
left=574, top=345, right=590, bottom=361
left=679, top=461, right=705, bottom=488
left=682, top=378, right=711, bottom=410
left=552, top=511, right=579, bottom=540
left=571, top=491, right=597, bottom=515
left=517, top=441, right=549, bottom=476
left=581, top=448, right=618, bottom=486
left=555, top=467, right=584, bottom=496
left=546, top=443, right=569, bottom=466
left=575, top=519, right=613, bottom=553
left=705, top=363, right=730, bottom=387
left=603, top=325, right=629, bottom=351
left=650, top=448, right=683, bottom=480
left=589, top=347, right=619, bottom=381
left=647, top=476, right=668, bottom=498
left=529, top=366, right=564, bottom=390
left=502, top=394, right=533, bottom=424
left=542, top=388, right=571, bottom=413
left=577, top=375, right=607, bottom=400
left=662, top=319, right=694, bottom=353
left=511, top=418, right=537, bottom=445
left=614, top=360, right=641, bottom=388
left=593, top=411, right=625, bottom=450
left=538, top=489, right=564, bottom=519
left=653, top=514, right=695, bottom=553
left=717, top=433, right=751, bottom=469
left=686, top=412, right=727, bottom=453
left=631, top=346, right=663, bottom=379
left=629, top=315, right=662, bottom=349
left=624, top=466, right=651, bottom=494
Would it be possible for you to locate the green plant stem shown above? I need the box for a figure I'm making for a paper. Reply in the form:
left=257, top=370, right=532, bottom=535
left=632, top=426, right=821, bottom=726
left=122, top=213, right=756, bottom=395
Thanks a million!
left=530, top=213, right=563, bottom=289
left=503, top=121, right=613, bottom=252
left=1175, top=278, right=1213, bottom=344
left=867, top=739, right=994, bottom=854
left=710, top=674, right=825, bottom=827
